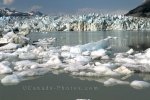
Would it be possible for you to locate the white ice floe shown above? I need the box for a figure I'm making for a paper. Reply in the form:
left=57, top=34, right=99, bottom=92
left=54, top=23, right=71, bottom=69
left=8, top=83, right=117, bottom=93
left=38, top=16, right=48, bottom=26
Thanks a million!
left=13, top=60, right=39, bottom=71
left=15, top=45, right=36, bottom=53
left=64, top=64, right=90, bottom=72
left=115, top=57, right=136, bottom=64
left=114, top=48, right=150, bottom=72
left=74, top=56, right=91, bottom=65
left=46, top=55, right=62, bottom=65
left=93, top=66, right=119, bottom=76
left=70, top=37, right=113, bottom=54
left=61, top=52, right=74, bottom=59
left=91, top=49, right=106, bottom=59
left=16, top=68, right=50, bottom=77
left=61, top=46, right=70, bottom=51
left=0, top=52, right=18, bottom=61
left=0, top=43, right=21, bottom=51
left=126, top=49, right=134, bottom=55
left=114, top=66, right=133, bottom=75
left=18, top=52, right=37, bottom=60
left=2, top=31, right=29, bottom=44
left=130, top=80, right=150, bottom=89
left=1, top=74, right=21, bottom=85
left=104, top=78, right=129, bottom=86
left=33, top=37, right=56, bottom=46
left=102, top=63, right=119, bottom=69
left=0, top=61, right=12, bottom=74
left=82, top=51, right=91, bottom=56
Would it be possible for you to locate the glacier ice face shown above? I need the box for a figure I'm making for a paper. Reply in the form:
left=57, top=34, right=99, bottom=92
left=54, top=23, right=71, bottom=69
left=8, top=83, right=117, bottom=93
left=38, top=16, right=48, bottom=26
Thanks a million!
left=0, top=14, right=150, bottom=33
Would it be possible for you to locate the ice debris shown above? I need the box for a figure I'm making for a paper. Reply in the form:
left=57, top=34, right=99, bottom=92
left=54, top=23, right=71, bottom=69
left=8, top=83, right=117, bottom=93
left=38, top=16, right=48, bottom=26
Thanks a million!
left=130, top=80, right=150, bottom=89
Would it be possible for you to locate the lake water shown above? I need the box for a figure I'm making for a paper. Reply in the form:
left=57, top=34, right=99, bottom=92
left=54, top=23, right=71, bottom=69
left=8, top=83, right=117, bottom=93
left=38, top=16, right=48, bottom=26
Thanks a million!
left=1, top=31, right=150, bottom=100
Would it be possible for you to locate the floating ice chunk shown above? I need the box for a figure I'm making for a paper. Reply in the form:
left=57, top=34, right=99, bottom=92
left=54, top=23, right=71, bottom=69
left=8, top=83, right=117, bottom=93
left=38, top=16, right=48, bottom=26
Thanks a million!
left=70, top=46, right=82, bottom=54
left=145, top=48, right=150, bottom=58
left=74, top=56, right=91, bottom=65
left=103, top=63, right=119, bottom=69
left=64, top=64, right=88, bottom=72
left=130, top=80, right=150, bottom=89
left=14, top=60, right=39, bottom=71
left=0, top=43, right=21, bottom=51
left=70, top=37, right=113, bottom=54
left=32, top=47, right=44, bottom=54
left=93, top=66, right=119, bottom=76
left=82, top=51, right=91, bottom=56
left=0, top=52, right=18, bottom=61
left=16, top=45, right=35, bottom=53
left=94, top=62, right=102, bottom=66
left=101, top=55, right=110, bottom=60
left=16, top=68, right=50, bottom=77
left=139, top=59, right=150, bottom=65
left=2, top=31, right=29, bottom=44
left=104, top=78, right=129, bottom=86
left=0, top=38, right=8, bottom=44
left=19, top=53, right=37, bottom=60
left=115, top=58, right=136, bottom=64
left=61, top=52, right=72, bottom=59
left=3, top=31, right=15, bottom=40
left=1, top=74, right=21, bottom=85
left=0, top=61, right=12, bottom=74
left=47, top=55, right=62, bottom=65
left=61, top=46, right=70, bottom=51
left=126, top=49, right=134, bottom=55
left=114, top=66, right=133, bottom=75
left=91, top=49, right=106, bottom=59
left=33, top=37, right=56, bottom=46
left=30, top=65, right=40, bottom=69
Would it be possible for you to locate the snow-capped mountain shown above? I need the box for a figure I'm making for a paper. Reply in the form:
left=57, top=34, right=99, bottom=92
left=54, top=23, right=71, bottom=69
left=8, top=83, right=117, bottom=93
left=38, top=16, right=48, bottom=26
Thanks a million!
left=0, top=8, right=43, bottom=17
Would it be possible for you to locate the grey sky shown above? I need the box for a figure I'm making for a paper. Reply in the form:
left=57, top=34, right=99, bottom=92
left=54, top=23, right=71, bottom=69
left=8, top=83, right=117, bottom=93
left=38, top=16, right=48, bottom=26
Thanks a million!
left=1, top=0, right=143, bottom=14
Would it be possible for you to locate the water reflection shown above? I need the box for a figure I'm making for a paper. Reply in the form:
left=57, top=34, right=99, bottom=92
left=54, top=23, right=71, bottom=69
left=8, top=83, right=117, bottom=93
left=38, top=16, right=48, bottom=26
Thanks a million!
left=0, top=73, right=150, bottom=100
left=28, top=31, right=150, bottom=52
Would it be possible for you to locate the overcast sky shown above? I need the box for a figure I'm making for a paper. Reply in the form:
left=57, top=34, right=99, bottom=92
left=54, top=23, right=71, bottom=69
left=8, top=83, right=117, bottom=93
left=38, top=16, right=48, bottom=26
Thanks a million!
left=1, top=0, right=143, bottom=14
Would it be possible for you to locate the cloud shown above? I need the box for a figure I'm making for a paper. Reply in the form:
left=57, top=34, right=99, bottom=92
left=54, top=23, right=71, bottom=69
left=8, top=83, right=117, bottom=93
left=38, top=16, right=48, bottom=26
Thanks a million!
left=3, top=0, right=14, bottom=5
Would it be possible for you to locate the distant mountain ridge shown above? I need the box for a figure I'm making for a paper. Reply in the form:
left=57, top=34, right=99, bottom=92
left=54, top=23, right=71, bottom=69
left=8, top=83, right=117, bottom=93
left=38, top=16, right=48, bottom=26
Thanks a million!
left=125, top=1, right=150, bottom=17
left=0, top=8, right=43, bottom=17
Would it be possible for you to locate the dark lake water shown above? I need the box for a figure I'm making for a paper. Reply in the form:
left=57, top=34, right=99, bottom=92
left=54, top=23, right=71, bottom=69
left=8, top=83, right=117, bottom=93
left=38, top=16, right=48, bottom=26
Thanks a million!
left=1, top=31, right=150, bottom=100
left=29, top=31, right=150, bottom=52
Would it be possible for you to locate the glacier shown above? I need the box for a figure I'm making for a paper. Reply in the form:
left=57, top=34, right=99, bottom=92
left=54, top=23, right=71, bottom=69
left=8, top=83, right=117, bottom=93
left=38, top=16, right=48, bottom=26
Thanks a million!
left=0, top=14, right=150, bottom=34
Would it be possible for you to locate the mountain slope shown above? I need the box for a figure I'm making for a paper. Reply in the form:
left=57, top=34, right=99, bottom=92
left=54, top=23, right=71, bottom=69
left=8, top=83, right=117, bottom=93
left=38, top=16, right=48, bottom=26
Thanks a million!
left=0, top=8, right=43, bottom=17
left=125, top=1, right=150, bottom=17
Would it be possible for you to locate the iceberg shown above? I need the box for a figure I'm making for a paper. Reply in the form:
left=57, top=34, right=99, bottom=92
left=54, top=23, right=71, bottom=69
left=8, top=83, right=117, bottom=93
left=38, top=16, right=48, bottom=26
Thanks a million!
left=0, top=43, right=21, bottom=51
left=130, top=80, right=150, bottom=89
left=104, top=78, right=129, bottom=87
left=1, top=74, right=21, bottom=85
left=0, top=61, right=12, bottom=74
left=70, top=37, right=114, bottom=54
